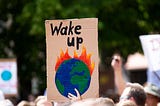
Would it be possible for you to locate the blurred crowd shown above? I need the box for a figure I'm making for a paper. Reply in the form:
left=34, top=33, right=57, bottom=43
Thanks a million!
left=0, top=53, right=160, bottom=106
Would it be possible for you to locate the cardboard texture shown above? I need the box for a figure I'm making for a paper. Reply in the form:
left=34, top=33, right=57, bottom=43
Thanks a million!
left=0, top=58, right=17, bottom=96
left=45, top=18, right=99, bottom=102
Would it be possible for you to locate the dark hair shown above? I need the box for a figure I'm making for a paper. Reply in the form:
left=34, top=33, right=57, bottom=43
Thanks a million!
left=127, top=83, right=146, bottom=106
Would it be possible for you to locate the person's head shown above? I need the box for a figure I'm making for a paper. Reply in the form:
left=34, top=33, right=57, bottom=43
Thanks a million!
left=117, top=100, right=137, bottom=106
left=120, top=83, right=146, bottom=106
left=95, top=97, right=115, bottom=106
left=144, top=83, right=160, bottom=106
left=70, top=97, right=115, bottom=106
left=17, top=100, right=34, bottom=106
left=0, top=99, right=14, bottom=106
left=35, top=96, right=52, bottom=106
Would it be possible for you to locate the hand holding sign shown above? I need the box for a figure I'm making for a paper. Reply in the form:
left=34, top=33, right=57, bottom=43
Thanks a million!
left=68, top=88, right=82, bottom=102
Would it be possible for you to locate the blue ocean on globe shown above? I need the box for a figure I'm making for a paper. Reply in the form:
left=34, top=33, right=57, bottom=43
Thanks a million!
left=55, top=58, right=91, bottom=98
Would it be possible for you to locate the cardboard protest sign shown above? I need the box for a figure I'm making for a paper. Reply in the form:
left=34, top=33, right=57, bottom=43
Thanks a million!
left=0, top=58, right=17, bottom=96
left=45, top=18, right=99, bottom=102
left=139, top=34, right=160, bottom=71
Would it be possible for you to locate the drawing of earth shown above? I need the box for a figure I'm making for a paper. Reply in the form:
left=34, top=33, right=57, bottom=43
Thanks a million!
left=55, top=58, right=91, bottom=97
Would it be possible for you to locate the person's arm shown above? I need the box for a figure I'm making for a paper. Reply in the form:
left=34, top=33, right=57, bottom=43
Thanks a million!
left=111, top=54, right=126, bottom=95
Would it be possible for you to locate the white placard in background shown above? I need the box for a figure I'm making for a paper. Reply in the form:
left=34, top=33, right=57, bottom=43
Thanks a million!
left=139, top=34, right=160, bottom=71
left=0, top=59, right=17, bottom=95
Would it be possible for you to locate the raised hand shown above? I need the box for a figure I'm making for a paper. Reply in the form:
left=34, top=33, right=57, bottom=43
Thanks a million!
left=68, top=88, right=82, bottom=102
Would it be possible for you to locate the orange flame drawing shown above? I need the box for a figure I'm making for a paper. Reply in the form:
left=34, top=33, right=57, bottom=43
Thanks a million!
left=55, top=46, right=95, bottom=75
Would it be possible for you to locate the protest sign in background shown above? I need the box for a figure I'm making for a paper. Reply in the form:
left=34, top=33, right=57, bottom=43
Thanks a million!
left=139, top=34, right=160, bottom=88
left=139, top=34, right=160, bottom=71
left=0, top=58, right=17, bottom=96
left=45, top=18, right=99, bottom=102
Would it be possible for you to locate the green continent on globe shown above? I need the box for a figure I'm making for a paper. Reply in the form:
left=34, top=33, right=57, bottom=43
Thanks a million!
left=70, top=60, right=90, bottom=93
left=70, top=75, right=89, bottom=93
left=55, top=79, right=65, bottom=94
